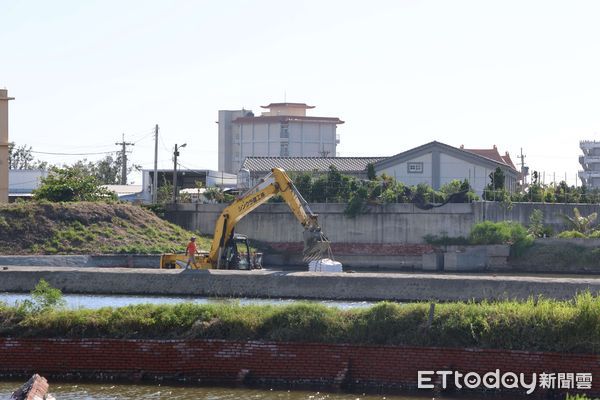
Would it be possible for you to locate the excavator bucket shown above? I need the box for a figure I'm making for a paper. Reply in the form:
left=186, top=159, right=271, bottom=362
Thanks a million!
left=302, top=229, right=331, bottom=262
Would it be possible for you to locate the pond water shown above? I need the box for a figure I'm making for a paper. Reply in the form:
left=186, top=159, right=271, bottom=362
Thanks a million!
left=0, top=381, right=446, bottom=400
left=0, top=292, right=376, bottom=310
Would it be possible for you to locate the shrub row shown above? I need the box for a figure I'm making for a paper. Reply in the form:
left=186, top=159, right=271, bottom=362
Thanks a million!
left=424, top=220, right=534, bottom=256
left=3, top=292, right=600, bottom=354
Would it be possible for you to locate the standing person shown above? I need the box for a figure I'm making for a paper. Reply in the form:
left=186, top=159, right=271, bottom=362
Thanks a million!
left=185, top=236, right=198, bottom=269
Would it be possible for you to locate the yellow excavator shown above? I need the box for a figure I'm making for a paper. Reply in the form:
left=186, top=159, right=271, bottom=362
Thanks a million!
left=160, top=168, right=330, bottom=270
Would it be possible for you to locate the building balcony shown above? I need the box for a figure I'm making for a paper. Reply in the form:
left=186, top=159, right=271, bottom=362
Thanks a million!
left=579, top=155, right=600, bottom=166
left=579, top=170, right=600, bottom=181
left=580, top=140, right=600, bottom=152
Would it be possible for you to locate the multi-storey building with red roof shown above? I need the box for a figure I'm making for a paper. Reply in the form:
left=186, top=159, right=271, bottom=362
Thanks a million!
left=218, top=102, right=344, bottom=174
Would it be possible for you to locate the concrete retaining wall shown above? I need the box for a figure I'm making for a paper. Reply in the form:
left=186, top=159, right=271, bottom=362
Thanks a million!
left=0, top=255, right=160, bottom=268
left=2, top=267, right=600, bottom=301
left=166, top=203, right=475, bottom=244
left=166, top=202, right=600, bottom=244
left=472, top=202, right=600, bottom=232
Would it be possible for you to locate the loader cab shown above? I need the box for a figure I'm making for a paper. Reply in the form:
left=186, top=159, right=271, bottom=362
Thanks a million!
left=222, top=234, right=262, bottom=270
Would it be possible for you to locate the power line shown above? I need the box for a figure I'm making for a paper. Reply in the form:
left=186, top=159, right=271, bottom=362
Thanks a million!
left=132, top=129, right=156, bottom=144
left=31, top=150, right=116, bottom=156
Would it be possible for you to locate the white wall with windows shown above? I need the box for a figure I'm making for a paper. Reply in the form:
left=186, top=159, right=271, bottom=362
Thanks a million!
left=377, top=153, right=433, bottom=186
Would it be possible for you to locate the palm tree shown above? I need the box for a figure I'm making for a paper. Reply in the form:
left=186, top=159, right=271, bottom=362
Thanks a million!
left=561, top=208, right=597, bottom=234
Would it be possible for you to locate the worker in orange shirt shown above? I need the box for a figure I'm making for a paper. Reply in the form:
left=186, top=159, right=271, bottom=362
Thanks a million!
left=185, top=236, right=198, bottom=269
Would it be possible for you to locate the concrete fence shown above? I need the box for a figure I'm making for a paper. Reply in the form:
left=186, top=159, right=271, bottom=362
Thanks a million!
left=165, top=202, right=600, bottom=244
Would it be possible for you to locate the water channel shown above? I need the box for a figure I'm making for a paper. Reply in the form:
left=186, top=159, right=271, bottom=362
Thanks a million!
left=0, top=292, right=376, bottom=309
left=0, top=294, right=523, bottom=399
left=0, top=380, right=476, bottom=399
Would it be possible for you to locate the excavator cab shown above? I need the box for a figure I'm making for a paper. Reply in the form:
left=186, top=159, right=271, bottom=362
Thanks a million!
left=221, top=234, right=262, bottom=270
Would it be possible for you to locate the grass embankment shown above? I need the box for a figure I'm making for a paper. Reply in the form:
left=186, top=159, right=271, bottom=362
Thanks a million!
left=0, top=202, right=210, bottom=254
left=3, top=292, right=600, bottom=354
left=511, top=242, right=600, bottom=273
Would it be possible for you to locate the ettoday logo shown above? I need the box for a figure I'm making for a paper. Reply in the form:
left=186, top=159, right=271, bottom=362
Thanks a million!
left=418, top=370, right=592, bottom=395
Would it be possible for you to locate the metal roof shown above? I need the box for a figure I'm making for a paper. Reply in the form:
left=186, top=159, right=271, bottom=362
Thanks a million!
left=241, top=157, right=386, bottom=174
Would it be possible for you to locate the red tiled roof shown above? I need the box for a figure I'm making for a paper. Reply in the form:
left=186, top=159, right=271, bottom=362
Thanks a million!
left=501, top=154, right=517, bottom=170
left=232, top=115, right=344, bottom=124
left=463, top=147, right=517, bottom=171
left=260, top=102, right=315, bottom=109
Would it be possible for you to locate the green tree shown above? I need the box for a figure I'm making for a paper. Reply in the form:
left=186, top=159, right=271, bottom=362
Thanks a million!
left=528, top=209, right=547, bottom=238
left=483, top=168, right=508, bottom=201
left=94, top=155, right=122, bottom=184
left=440, top=179, right=478, bottom=203
left=70, top=154, right=141, bottom=185
left=33, top=166, right=117, bottom=202
left=489, top=167, right=505, bottom=190
left=18, top=279, right=66, bottom=314
left=561, top=207, right=598, bottom=234
left=293, top=173, right=313, bottom=199
left=440, top=179, right=462, bottom=195
left=527, top=183, right=544, bottom=202
left=366, top=163, right=377, bottom=180
left=157, top=183, right=173, bottom=205
left=325, top=165, right=344, bottom=202
left=8, top=142, right=48, bottom=170
left=310, top=176, right=327, bottom=203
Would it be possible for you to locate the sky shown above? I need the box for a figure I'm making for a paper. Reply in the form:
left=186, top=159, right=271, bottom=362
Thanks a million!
left=2, top=0, right=600, bottom=185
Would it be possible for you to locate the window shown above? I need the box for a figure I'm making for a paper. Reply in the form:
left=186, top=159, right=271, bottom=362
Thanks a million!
left=280, top=123, right=289, bottom=139
left=280, top=142, right=289, bottom=157
left=407, top=162, right=423, bottom=173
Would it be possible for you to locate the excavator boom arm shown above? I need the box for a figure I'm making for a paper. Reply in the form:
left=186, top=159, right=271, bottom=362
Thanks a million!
left=208, top=168, right=327, bottom=264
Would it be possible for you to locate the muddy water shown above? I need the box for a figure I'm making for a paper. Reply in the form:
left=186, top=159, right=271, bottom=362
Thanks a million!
left=0, top=381, right=444, bottom=400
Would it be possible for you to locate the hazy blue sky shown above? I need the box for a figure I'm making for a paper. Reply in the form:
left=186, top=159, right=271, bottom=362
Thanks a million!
left=2, top=0, right=600, bottom=185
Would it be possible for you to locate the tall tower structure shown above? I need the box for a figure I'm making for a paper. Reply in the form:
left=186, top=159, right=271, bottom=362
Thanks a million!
left=579, top=140, right=600, bottom=189
left=0, top=89, right=14, bottom=203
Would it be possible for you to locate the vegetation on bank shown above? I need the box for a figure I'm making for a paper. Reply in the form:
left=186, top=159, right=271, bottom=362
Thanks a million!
left=510, top=243, right=600, bottom=272
left=274, top=166, right=478, bottom=217
left=424, top=206, right=600, bottom=259
left=0, top=202, right=208, bottom=254
left=3, top=281, right=600, bottom=354
left=424, top=220, right=534, bottom=257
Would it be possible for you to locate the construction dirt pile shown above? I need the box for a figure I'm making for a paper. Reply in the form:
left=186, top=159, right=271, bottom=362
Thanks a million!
left=0, top=202, right=204, bottom=255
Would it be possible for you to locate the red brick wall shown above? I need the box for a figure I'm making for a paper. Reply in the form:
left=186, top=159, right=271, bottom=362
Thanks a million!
left=269, top=243, right=434, bottom=256
left=0, top=338, right=598, bottom=398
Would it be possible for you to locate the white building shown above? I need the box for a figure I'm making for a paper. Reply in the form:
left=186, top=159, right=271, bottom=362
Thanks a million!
left=8, top=169, right=47, bottom=200
left=140, top=168, right=237, bottom=204
left=218, top=102, right=344, bottom=174
left=579, top=140, right=600, bottom=189
left=374, top=141, right=518, bottom=195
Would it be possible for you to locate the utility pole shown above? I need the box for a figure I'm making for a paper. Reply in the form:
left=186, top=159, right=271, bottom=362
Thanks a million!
left=115, top=133, right=134, bottom=185
left=518, top=147, right=527, bottom=186
left=152, top=124, right=159, bottom=204
left=0, top=89, right=14, bottom=203
left=172, top=143, right=186, bottom=204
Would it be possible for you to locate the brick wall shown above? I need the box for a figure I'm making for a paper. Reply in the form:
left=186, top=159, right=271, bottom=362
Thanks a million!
left=1, top=338, right=598, bottom=398
left=269, top=243, right=434, bottom=256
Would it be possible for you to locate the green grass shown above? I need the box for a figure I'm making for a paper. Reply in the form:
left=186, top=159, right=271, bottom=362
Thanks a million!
left=0, top=202, right=211, bottom=254
left=4, top=292, right=600, bottom=354
left=511, top=242, right=600, bottom=272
